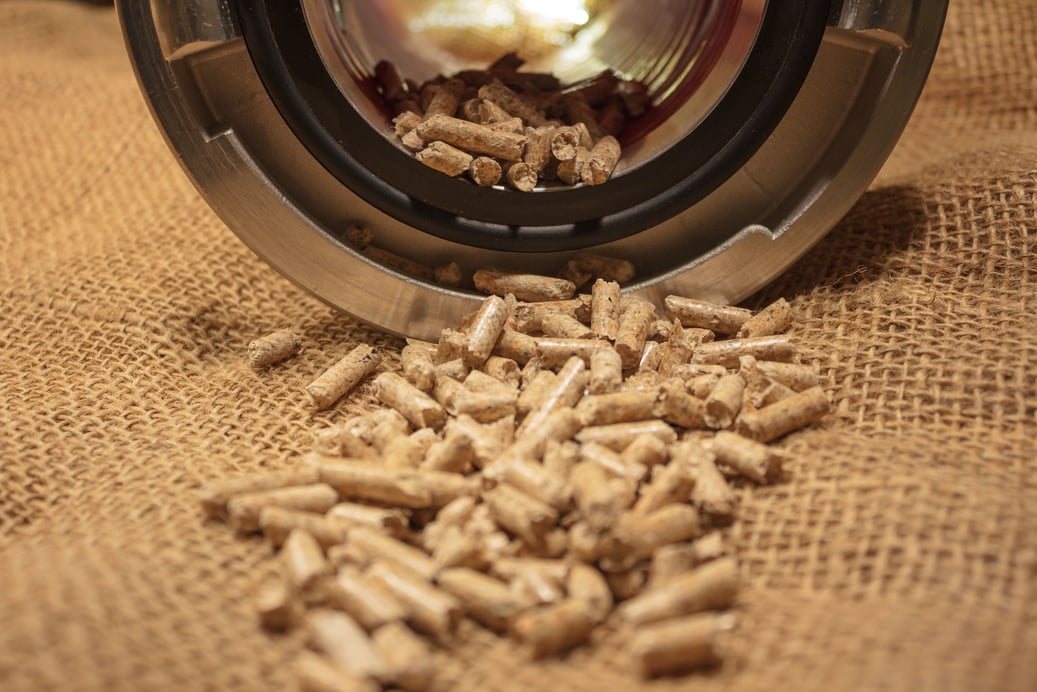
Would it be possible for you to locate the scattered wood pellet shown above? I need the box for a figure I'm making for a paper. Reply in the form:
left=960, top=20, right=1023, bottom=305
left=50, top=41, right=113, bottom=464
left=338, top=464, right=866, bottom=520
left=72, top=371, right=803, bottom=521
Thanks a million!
left=632, top=612, right=735, bottom=677
left=473, top=269, right=576, bottom=302
left=227, top=484, right=338, bottom=534
left=203, top=286, right=835, bottom=688
left=307, top=344, right=382, bottom=411
left=248, top=329, right=300, bottom=370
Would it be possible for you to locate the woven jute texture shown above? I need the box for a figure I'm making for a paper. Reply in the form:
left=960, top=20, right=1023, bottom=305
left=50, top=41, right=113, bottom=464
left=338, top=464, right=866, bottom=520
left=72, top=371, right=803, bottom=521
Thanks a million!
left=1, top=2, right=1035, bottom=690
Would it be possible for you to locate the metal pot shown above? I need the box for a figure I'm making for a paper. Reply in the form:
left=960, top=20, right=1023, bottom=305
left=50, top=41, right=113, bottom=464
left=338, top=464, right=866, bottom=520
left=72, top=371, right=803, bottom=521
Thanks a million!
left=119, top=0, right=946, bottom=339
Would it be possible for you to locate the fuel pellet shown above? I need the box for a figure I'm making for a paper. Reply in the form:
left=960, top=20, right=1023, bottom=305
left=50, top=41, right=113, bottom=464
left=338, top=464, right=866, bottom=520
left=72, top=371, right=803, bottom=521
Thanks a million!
left=306, top=344, right=382, bottom=411
left=474, top=269, right=576, bottom=302
left=375, top=372, right=447, bottom=431
left=619, top=557, right=739, bottom=626
left=248, top=329, right=300, bottom=370
left=575, top=419, right=678, bottom=452
left=711, top=430, right=783, bottom=483
left=663, top=295, right=751, bottom=335
left=513, top=600, right=597, bottom=658
left=227, top=483, right=338, bottom=534
left=436, top=567, right=524, bottom=632
left=737, top=297, right=792, bottom=338
left=415, top=140, right=473, bottom=177
left=367, top=561, right=463, bottom=640
left=735, top=385, right=830, bottom=442
left=703, top=373, right=745, bottom=429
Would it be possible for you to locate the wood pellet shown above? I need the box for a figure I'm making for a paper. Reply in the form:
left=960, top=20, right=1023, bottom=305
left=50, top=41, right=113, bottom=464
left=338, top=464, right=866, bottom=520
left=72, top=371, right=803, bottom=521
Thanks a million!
left=376, top=56, right=650, bottom=191
left=211, top=293, right=830, bottom=688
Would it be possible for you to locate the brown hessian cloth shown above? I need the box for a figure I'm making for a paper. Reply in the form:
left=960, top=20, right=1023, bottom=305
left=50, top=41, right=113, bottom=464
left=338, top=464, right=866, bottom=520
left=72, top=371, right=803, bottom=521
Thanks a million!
left=1, top=2, right=1035, bottom=690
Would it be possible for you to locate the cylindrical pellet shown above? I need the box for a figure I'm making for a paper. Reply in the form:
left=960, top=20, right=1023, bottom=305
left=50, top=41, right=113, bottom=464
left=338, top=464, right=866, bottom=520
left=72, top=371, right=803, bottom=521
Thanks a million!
left=703, top=374, right=745, bottom=429
left=505, top=162, right=538, bottom=192
left=692, top=335, right=797, bottom=368
left=371, top=621, right=435, bottom=692
left=306, top=345, right=383, bottom=411
left=422, top=428, right=475, bottom=472
left=367, top=561, right=462, bottom=640
left=493, top=327, right=539, bottom=365
left=581, top=441, right=647, bottom=482
left=326, top=568, right=409, bottom=631
left=540, top=313, right=594, bottom=339
left=248, top=329, right=300, bottom=369
left=478, top=80, right=545, bottom=126
left=656, top=378, right=708, bottom=429
left=199, top=468, right=320, bottom=519
left=735, top=386, right=830, bottom=442
left=415, top=141, right=472, bottom=176
left=496, top=457, right=572, bottom=511
left=484, top=483, right=559, bottom=545
left=711, top=430, right=783, bottom=483
left=685, top=446, right=736, bottom=516
left=226, top=484, right=338, bottom=534
left=633, top=461, right=696, bottom=515
left=326, top=502, right=410, bottom=537
left=575, top=390, right=658, bottom=427
left=307, top=609, right=387, bottom=682
left=474, top=269, right=576, bottom=302
left=570, top=461, right=628, bottom=532
left=515, top=356, right=586, bottom=436
left=523, top=125, right=557, bottom=173
left=318, top=460, right=478, bottom=509
left=512, top=296, right=593, bottom=332
left=423, top=77, right=464, bottom=118
left=664, top=296, right=751, bottom=335
left=753, top=360, right=820, bottom=391
left=469, top=155, right=503, bottom=186
left=535, top=337, right=611, bottom=368
left=348, top=527, right=438, bottom=580
left=557, top=146, right=589, bottom=185
left=738, top=297, right=793, bottom=338
left=581, top=136, right=621, bottom=185
left=294, top=650, right=380, bottom=692
left=588, top=347, right=623, bottom=394
left=416, top=114, right=527, bottom=161
left=575, top=420, right=677, bottom=452
left=513, top=600, right=597, bottom=658
left=437, top=567, right=524, bottom=632
left=619, top=557, right=739, bottom=626
left=590, top=279, right=621, bottom=341
left=375, top=372, right=447, bottom=430
left=566, top=563, right=613, bottom=623
left=259, top=507, right=350, bottom=549
left=256, top=579, right=301, bottom=631
left=283, top=529, right=333, bottom=600
left=632, top=613, right=735, bottom=676
left=401, top=343, right=436, bottom=391
left=611, top=504, right=701, bottom=569
left=465, top=295, right=513, bottom=367
left=620, top=434, right=669, bottom=469
left=614, top=300, right=656, bottom=369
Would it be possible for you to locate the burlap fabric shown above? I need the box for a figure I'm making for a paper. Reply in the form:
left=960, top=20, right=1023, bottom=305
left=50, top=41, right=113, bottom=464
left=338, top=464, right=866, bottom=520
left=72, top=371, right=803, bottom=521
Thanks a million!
left=1, top=2, right=1034, bottom=690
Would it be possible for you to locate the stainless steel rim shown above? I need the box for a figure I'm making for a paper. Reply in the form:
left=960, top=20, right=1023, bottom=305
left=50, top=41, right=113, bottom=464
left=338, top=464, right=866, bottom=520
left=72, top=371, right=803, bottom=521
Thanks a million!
left=124, top=1, right=947, bottom=340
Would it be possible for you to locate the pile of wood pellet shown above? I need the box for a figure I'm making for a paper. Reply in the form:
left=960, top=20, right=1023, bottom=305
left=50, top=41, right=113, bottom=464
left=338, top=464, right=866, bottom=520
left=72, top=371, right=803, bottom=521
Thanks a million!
left=209, top=278, right=829, bottom=692
left=373, top=53, right=649, bottom=190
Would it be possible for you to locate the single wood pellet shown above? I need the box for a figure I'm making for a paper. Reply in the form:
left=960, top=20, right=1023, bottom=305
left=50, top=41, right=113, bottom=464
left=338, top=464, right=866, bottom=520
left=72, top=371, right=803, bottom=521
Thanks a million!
left=226, top=484, right=338, bottom=534
left=307, top=344, right=383, bottom=411
left=210, top=289, right=835, bottom=689
left=473, top=269, right=576, bottom=302
left=248, top=329, right=300, bottom=370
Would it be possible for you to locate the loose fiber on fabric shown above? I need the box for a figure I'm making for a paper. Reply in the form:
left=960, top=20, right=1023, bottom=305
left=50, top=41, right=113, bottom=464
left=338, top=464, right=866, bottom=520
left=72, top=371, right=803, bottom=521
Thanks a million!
left=1, top=2, right=1034, bottom=691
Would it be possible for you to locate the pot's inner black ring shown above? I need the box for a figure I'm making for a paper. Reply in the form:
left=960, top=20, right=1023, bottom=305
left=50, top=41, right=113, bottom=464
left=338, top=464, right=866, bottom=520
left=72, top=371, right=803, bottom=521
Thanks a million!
left=235, top=0, right=831, bottom=252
